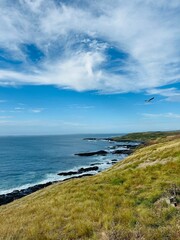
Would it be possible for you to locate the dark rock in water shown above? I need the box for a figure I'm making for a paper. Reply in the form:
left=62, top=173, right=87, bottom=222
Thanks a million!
left=58, top=166, right=99, bottom=176
left=63, top=173, right=94, bottom=181
left=126, top=144, right=139, bottom=149
left=78, top=166, right=98, bottom=173
left=58, top=171, right=78, bottom=176
left=111, top=159, right=118, bottom=162
left=83, top=138, right=98, bottom=141
left=90, top=163, right=102, bottom=166
left=112, top=149, right=133, bottom=155
left=83, top=137, right=114, bottom=142
left=111, top=159, right=119, bottom=164
left=75, top=150, right=108, bottom=156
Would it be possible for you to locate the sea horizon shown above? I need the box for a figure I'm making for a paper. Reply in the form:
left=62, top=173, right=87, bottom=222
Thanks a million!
left=0, top=132, right=125, bottom=137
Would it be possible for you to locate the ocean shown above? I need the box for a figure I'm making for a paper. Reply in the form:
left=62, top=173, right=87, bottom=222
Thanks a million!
left=0, top=134, right=125, bottom=194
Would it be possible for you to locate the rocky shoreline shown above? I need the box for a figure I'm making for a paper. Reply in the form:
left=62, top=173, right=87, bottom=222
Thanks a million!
left=0, top=172, right=98, bottom=206
left=0, top=138, right=141, bottom=206
left=83, top=137, right=143, bottom=143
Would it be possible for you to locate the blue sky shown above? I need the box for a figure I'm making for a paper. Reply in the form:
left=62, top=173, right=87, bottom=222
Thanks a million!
left=0, top=0, right=180, bottom=135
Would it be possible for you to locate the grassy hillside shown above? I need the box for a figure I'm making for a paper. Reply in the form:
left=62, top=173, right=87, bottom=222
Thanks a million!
left=0, top=132, right=180, bottom=240
left=112, top=130, right=180, bottom=143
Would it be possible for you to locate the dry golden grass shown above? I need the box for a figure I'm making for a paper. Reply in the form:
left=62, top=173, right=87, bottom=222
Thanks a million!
left=0, top=134, right=180, bottom=240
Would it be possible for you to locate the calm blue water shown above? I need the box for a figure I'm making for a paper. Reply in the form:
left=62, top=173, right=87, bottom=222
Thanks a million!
left=0, top=134, right=124, bottom=194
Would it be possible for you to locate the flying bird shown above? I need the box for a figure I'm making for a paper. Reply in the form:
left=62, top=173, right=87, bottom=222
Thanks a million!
left=145, top=97, right=155, bottom=103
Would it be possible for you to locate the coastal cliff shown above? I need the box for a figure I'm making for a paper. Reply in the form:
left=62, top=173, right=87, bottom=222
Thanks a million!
left=0, top=131, right=179, bottom=240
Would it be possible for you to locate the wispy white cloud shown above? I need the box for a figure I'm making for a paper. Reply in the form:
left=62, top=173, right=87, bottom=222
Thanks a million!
left=0, top=106, right=44, bottom=114
left=0, top=0, right=179, bottom=94
left=62, top=121, right=88, bottom=127
left=0, top=119, right=87, bottom=129
left=0, top=116, right=13, bottom=119
left=142, top=112, right=180, bottom=119
left=14, top=107, right=25, bottom=111
left=147, top=88, right=180, bottom=101
left=68, top=104, right=95, bottom=109
left=29, top=108, right=44, bottom=113
left=0, top=99, right=6, bottom=103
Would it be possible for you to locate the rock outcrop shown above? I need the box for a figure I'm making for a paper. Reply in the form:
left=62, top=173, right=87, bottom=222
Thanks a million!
left=58, top=166, right=99, bottom=176
left=75, top=150, right=108, bottom=156
left=112, top=149, right=133, bottom=155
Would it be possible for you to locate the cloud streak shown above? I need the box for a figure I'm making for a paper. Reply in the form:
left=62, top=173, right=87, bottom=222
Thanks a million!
left=0, top=0, right=180, bottom=94
left=0, top=116, right=13, bottom=119
left=30, top=108, right=44, bottom=113
left=0, top=99, right=7, bottom=103
left=147, top=88, right=180, bottom=101
left=143, top=112, right=180, bottom=119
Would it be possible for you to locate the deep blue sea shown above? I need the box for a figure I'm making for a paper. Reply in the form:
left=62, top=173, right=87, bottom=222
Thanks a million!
left=0, top=134, right=125, bottom=194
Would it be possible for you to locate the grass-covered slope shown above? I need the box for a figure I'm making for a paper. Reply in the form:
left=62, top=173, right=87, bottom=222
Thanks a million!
left=0, top=133, right=180, bottom=240
left=112, top=130, right=180, bottom=142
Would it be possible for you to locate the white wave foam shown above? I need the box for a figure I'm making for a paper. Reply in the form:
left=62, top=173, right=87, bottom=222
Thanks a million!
left=0, top=183, right=39, bottom=195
